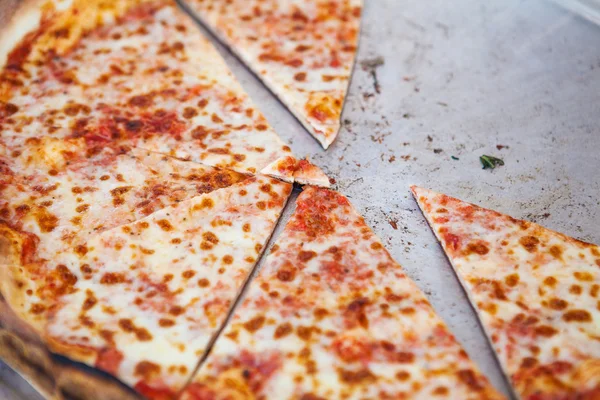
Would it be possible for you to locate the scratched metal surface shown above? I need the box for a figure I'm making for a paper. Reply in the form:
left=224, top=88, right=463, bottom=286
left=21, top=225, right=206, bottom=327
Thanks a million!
left=2, top=0, right=600, bottom=398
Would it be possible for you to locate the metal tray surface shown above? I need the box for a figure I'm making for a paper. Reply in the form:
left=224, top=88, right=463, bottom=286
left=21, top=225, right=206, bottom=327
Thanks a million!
left=2, top=0, right=600, bottom=398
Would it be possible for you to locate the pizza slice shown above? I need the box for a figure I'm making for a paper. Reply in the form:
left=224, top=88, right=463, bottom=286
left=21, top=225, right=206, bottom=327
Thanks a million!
left=1, top=175, right=292, bottom=398
left=411, top=186, right=600, bottom=399
left=261, top=156, right=331, bottom=188
left=182, top=186, right=504, bottom=400
left=0, top=0, right=295, bottom=176
left=181, top=0, right=363, bottom=148
left=0, top=137, right=246, bottom=262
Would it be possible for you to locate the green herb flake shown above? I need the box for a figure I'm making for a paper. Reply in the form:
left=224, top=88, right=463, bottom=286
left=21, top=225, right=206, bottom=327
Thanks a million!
left=480, top=155, right=505, bottom=170
left=451, top=156, right=459, bottom=161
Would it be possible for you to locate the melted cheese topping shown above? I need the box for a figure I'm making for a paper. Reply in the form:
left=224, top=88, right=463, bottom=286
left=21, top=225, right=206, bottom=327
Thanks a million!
left=0, top=0, right=293, bottom=175
left=4, top=176, right=291, bottom=395
left=185, top=0, right=362, bottom=148
left=0, top=138, right=246, bottom=262
left=182, top=187, right=503, bottom=400
left=412, top=186, right=600, bottom=399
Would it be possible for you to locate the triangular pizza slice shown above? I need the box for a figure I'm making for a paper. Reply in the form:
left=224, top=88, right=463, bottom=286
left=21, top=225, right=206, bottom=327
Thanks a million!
left=411, top=186, right=600, bottom=399
left=0, top=137, right=246, bottom=262
left=182, top=0, right=363, bottom=148
left=0, top=0, right=294, bottom=176
left=1, top=175, right=292, bottom=397
left=260, top=156, right=331, bottom=188
left=182, top=186, right=504, bottom=400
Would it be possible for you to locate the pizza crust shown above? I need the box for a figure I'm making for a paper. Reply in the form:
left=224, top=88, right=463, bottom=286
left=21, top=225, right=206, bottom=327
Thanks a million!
left=0, top=294, right=141, bottom=400
left=0, top=223, right=24, bottom=266
left=0, top=0, right=48, bottom=70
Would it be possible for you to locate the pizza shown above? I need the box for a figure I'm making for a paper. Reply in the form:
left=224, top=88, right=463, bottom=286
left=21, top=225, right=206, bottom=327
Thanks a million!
left=182, top=0, right=363, bottom=149
left=181, top=186, right=505, bottom=400
left=0, top=0, right=304, bottom=179
left=0, top=143, right=248, bottom=262
left=261, top=156, right=331, bottom=187
left=0, top=0, right=301, bottom=397
left=411, top=186, right=600, bottom=400
left=3, top=174, right=291, bottom=397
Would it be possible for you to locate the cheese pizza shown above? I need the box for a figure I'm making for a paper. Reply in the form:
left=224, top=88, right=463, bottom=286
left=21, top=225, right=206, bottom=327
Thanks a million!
left=0, top=0, right=302, bottom=397
left=412, top=186, right=600, bottom=399
left=182, top=186, right=504, bottom=400
left=1, top=174, right=292, bottom=397
left=0, top=0, right=295, bottom=177
left=1, top=141, right=247, bottom=262
left=261, top=156, right=331, bottom=188
left=182, top=0, right=363, bottom=148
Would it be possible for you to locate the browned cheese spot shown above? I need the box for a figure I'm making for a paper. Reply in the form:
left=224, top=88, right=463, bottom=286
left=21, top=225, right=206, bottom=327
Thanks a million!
left=432, top=386, right=449, bottom=396
left=100, top=330, right=115, bottom=345
left=169, top=305, right=185, bottom=316
left=338, top=368, right=376, bottom=385
left=298, top=250, right=317, bottom=262
left=299, top=394, right=325, bottom=400
left=457, top=369, right=484, bottom=391
left=314, top=308, right=329, bottom=320
left=519, top=236, right=540, bottom=253
left=156, top=219, right=173, bottom=231
left=134, top=361, right=161, bottom=379
left=183, top=107, right=198, bottom=119
left=534, top=326, right=558, bottom=337
left=370, top=242, right=383, bottom=250
left=274, top=323, right=293, bottom=339
left=82, top=290, right=97, bottom=311
left=548, top=298, right=568, bottom=311
left=75, top=245, right=88, bottom=256
left=466, top=240, right=490, bottom=256
left=198, top=278, right=210, bottom=288
left=570, top=285, right=583, bottom=295
left=100, top=272, right=126, bottom=285
left=194, top=198, right=214, bottom=210
left=574, top=272, right=594, bottom=282
left=563, top=309, right=592, bottom=323
left=549, top=245, right=563, bottom=259
left=129, top=95, right=153, bottom=108
left=297, top=326, right=313, bottom=341
left=294, top=72, right=307, bottom=81
left=505, top=273, right=520, bottom=287
left=223, top=255, right=233, bottom=264
left=396, top=371, right=410, bottom=381
left=30, top=304, right=46, bottom=315
left=118, top=319, right=153, bottom=341
left=159, top=318, right=175, bottom=328
left=544, top=276, right=558, bottom=287
left=35, top=208, right=59, bottom=232
left=520, top=357, right=538, bottom=369
left=277, top=264, right=296, bottom=282
left=243, top=316, right=266, bottom=333
left=182, top=270, right=195, bottom=279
